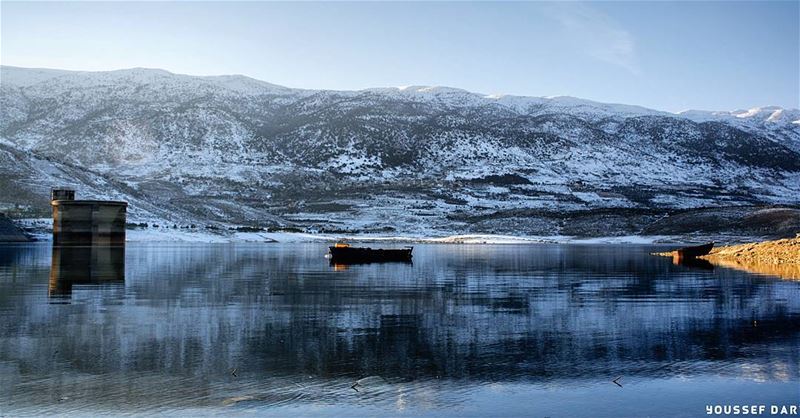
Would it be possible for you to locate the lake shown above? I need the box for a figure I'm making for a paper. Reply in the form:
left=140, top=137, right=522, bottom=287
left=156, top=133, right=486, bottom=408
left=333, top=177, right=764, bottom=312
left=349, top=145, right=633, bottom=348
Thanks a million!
left=1, top=243, right=798, bottom=417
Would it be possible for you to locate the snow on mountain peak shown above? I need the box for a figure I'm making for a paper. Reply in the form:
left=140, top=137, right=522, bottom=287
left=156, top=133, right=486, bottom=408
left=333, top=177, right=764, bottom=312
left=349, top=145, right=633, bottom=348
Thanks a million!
left=678, top=106, right=800, bottom=127
left=196, top=74, right=290, bottom=93
left=732, top=106, right=781, bottom=118
left=390, top=85, right=474, bottom=95
left=766, top=108, right=784, bottom=122
left=0, top=66, right=77, bottom=87
left=1, top=65, right=799, bottom=231
left=2, top=65, right=796, bottom=128
left=0, top=66, right=289, bottom=96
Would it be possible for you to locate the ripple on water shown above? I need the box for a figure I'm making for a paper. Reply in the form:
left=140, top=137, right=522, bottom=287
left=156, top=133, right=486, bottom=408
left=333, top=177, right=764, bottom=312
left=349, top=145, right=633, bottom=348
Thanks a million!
left=0, top=243, right=798, bottom=416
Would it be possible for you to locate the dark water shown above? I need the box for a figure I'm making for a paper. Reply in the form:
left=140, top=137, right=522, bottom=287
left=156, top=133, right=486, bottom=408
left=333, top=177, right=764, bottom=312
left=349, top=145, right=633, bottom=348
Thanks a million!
left=1, top=243, right=799, bottom=417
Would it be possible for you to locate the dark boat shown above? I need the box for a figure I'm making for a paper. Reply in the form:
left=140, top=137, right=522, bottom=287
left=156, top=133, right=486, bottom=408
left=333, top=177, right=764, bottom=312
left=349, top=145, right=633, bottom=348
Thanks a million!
left=328, top=243, right=413, bottom=263
left=674, top=242, right=714, bottom=259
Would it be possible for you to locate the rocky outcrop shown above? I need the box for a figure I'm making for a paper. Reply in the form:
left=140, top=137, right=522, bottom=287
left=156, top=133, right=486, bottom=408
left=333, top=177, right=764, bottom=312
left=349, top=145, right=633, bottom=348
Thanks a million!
left=0, top=214, right=30, bottom=242
left=701, top=237, right=800, bottom=279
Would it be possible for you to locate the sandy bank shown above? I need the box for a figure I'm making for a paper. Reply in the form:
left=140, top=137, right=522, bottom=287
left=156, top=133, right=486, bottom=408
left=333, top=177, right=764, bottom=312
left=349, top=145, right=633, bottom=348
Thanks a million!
left=698, top=237, right=800, bottom=279
left=702, top=237, right=800, bottom=265
left=651, top=237, right=800, bottom=279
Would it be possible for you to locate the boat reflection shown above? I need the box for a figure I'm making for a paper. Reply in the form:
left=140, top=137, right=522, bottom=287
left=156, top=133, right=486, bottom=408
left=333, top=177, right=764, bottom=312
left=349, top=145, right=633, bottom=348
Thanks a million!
left=48, top=246, right=125, bottom=298
left=329, top=260, right=413, bottom=271
left=672, top=255, right=714, bottom=270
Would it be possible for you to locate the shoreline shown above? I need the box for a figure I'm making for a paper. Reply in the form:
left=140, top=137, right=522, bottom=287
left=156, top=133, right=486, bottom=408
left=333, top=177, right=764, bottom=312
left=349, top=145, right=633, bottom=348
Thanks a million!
left=6, top=217, right=791, bottom=245
left=4, top=228, right=775, bottom=245
left=701, top=237, right=800, bottom=265
left=653, top=237, right=800, bottom=279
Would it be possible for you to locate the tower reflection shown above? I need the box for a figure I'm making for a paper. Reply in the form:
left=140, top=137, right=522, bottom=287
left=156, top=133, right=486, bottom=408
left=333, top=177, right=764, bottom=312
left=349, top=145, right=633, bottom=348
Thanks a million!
left=49, top=246, right=125, bottom=298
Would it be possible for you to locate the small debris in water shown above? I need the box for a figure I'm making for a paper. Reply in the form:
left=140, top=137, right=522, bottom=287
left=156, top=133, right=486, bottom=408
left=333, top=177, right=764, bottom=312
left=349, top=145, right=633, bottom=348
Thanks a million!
left=222, top=396, right=255, bottom=406
left=351, top=376, right=387, bottom=392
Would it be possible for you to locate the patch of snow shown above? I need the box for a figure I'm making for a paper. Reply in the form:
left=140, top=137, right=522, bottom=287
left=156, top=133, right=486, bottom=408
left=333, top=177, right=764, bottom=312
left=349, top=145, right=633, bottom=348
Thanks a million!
left=126, top=228, right=232, bottom=243
left=570, top=235, right=672, bottom=244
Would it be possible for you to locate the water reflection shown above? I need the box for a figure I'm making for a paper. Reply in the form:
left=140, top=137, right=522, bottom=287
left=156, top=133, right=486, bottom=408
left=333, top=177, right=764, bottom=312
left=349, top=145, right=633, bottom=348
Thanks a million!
left=0, top=243, right=798, bottom=416
left=673, top=256, right=714, bottom=270
left=48, top=246, right=125, bottom=298
left=330, top=260, right=413, bottom=271
left=705, top=257, right=800, bottom=280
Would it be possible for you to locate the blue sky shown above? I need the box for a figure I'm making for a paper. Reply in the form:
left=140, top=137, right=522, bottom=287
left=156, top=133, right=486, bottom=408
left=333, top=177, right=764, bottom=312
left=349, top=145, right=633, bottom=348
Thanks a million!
left=1, top=1, right=797, bottom=112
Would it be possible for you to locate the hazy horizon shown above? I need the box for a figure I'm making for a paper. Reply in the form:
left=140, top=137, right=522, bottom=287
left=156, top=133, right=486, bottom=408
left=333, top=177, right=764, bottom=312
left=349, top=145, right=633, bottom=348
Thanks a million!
left=1, top=1, right=797, bottom=113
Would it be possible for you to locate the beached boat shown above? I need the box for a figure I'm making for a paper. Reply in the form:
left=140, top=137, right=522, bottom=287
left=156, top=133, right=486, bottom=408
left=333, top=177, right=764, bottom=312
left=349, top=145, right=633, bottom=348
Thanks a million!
left=675, top=242, right=714, bottom=259
left=328, top=243, right=413, bottom=263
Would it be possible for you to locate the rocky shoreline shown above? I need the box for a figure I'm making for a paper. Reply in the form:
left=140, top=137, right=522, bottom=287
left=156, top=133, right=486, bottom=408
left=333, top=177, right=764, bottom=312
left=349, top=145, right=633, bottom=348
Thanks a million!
left=0, top=214, right=29, bottom=242
left=654, top=237, right=800, bottom=279
left=699, top=237, right=800, bottom=279
left=702, top=237, right=800, bottom=265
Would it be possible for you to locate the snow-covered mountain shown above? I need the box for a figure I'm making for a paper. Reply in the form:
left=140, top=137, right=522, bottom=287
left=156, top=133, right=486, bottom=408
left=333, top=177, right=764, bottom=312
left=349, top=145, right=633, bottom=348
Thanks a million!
left=1, top=65, right=799, bottom=236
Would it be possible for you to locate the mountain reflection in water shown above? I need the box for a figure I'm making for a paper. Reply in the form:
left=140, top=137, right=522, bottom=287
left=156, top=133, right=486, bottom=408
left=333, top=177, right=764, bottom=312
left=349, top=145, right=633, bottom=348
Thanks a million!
left=0, top=243, right=798, bottom=416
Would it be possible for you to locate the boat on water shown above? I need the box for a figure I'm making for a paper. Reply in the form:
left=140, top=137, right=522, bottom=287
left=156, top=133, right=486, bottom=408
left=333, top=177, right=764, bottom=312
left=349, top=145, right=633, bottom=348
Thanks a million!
left=328, top=243, right=413, bottom=263
left=674, top=242, right=714, bottom=259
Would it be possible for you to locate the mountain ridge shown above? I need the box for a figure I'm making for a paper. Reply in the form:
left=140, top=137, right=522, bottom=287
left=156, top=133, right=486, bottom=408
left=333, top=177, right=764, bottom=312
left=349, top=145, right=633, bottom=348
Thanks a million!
left=3, top=65, right=797, bottom=120
left=1, top=65, right=799, bottom=238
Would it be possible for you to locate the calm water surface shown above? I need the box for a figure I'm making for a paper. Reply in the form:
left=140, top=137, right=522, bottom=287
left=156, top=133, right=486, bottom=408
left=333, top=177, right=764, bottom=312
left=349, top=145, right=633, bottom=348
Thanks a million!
left=0, top=243, right=798, bottom=417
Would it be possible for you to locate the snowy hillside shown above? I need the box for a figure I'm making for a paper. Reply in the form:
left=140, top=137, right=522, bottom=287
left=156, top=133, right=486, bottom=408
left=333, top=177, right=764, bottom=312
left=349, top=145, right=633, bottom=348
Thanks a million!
left=1, top=65, right=799, bottom=236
